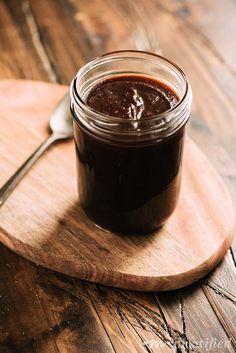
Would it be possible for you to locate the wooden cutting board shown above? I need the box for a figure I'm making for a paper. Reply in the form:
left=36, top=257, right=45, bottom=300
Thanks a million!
left=0, top=80, right=235, bottom=291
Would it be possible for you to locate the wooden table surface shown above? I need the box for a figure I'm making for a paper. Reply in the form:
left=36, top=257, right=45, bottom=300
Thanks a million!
left=0, top=1, right=235, bottom=352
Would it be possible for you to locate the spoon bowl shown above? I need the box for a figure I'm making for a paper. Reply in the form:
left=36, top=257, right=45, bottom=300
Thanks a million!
left=50, top=93, right=73, bottom=138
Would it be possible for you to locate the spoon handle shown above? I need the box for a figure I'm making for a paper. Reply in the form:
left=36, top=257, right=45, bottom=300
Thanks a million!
left=0, top=133, right=58, bottom=207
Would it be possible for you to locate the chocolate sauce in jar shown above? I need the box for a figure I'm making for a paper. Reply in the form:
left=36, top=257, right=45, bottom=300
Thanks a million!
left=87, top=76, right=178, bottom=119
left=73, top=75, right=185, bottom=233
left=71, top=51, right=191, bottom=234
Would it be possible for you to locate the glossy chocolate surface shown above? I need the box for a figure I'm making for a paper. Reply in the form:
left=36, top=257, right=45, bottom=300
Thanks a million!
left=87, top=75, right=178, bottom=119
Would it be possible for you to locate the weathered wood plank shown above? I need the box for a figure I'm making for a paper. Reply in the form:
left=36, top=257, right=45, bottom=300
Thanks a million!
left=0, top=244, right=59, bottom=353
left=0, top=0, right=50, bottom=81
left=148, top=0, right=236, bottom=160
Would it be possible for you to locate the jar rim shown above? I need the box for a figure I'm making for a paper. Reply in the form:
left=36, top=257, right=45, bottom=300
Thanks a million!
left=70, top=50, right=190, bottom=124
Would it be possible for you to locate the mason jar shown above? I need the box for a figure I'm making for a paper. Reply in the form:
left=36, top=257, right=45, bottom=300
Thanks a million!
left=70, top=50, right=192, bottom=233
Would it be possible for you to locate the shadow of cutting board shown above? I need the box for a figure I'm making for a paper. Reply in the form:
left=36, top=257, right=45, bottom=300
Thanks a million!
left=0, top=80, right=235, bottom=291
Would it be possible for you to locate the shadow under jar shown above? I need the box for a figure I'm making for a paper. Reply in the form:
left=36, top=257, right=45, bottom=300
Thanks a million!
left=70, top=51, right=192, bottom=234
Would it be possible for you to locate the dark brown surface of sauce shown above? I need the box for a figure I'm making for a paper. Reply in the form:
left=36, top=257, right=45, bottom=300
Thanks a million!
left=87, top=75, right=178, bottom=120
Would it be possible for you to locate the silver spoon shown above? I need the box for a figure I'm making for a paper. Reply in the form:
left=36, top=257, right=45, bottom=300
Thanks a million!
left=0, top=92, right=73, bottom=207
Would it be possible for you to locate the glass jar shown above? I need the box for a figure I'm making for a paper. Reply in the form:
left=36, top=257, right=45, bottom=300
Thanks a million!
left=70, top=50, right=192, bottom=233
